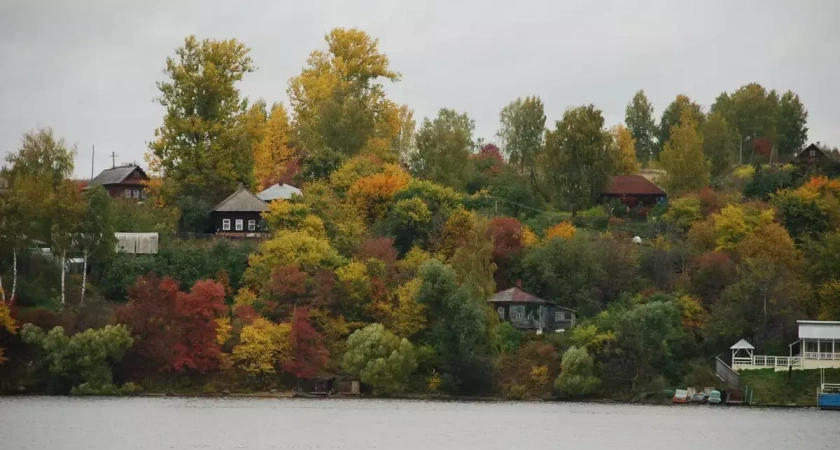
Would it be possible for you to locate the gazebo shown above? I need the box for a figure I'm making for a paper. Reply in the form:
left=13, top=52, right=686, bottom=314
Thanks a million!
left=731, top=339, right=755, bottom=366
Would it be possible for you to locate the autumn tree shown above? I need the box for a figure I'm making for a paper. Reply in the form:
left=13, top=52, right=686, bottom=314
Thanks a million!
left=543, top=105, right=613, bottom=213
left=610, top=125, right=640, bottom=175
left=289, top=28, right=402, bottom=177
left=658, top=95, right=705, bottom=156
left=410, top=108, right=475, bottom=190
left=341, top=323, right=417, bottom=394
left=624, top=90, right=658, bottom=163
left=253, top=103, right=295, bottom=191
left=497, top=96, right=546, bottom=191
left=148, top=35, right=256, bottom=207
left=660, top=110, right=710, bottom=195
left=282, top=307, right=329, bottom=383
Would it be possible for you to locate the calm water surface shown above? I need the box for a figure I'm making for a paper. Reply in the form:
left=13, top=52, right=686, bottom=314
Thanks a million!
left=0, top=397, right=835, bottom=450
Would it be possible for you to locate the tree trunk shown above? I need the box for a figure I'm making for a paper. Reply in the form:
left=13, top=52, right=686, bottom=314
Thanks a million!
left=11, top=249, right=17, bottom=304
left=61, top=250, right=66, bottom=306
left=80, top=250, right=88, bottom=306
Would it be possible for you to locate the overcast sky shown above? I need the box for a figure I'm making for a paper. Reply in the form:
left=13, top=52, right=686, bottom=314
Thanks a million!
left=1, top=0, right=838, bottom=178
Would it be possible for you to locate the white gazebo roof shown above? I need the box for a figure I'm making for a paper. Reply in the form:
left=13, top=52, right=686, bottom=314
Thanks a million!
left=730, top=339, right=755, bottom=350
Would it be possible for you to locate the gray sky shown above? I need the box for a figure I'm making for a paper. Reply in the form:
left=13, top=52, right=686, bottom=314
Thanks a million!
left=2, top=0, right=838, bottom=178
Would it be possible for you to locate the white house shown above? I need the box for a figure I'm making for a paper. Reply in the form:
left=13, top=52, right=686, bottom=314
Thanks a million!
left=731, top=320, right=840, bottom=371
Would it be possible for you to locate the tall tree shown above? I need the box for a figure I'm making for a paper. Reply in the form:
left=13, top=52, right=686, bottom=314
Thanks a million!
left=776, top=91, right=809, bottom=158
left=253, top=103, right=295, bottom=191
left=624, top=90, right=657, bottom=163
left=76, top=186, right=116, bottom=305
left=543, top=105, right=612, bottom=214
left=658, top=95, right=705, bottom=157
left=50, top=180, right=85, bottom=306
left=410, top=108, right=475, bottom=190
left=497, top=96, right=546, bottom=190
left=700, top=112, right=738, bottom=178
left=610, top=125, right=640, bottom=175
left=148, top=35, right=256, bottom=205
left=660, top=110, right=709, bottom=196
left=288, top=28, right=402, bottom=177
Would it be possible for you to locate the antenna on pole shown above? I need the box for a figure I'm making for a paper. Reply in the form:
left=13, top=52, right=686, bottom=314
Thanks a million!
left=91, top=144, right=95, bottom=179
left=109, top=152, right=118, bottom=168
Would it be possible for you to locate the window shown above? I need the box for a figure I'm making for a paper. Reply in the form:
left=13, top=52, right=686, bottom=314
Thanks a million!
left=235, top=219, right=243, bottom=231
left=810, top=150, right=816, bottom=157
left=497, top=307, right=505, bottom=320
left=222, top=219, right=231, bottom=231
left=555, top=311, right=566, bottom=322
left=248, top=220, right=256, bottom=231
left=124, top=189, right=131, bottom=198
left=133, top=189, right=140, bottom=199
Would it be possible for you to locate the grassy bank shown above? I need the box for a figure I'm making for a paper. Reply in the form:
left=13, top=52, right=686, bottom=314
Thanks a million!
left=739, top=368, right=840, bottom=406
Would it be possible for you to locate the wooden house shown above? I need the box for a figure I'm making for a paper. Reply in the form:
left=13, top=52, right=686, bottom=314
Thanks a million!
left=792, top=143, right=830, bottom=166
left=600, top=175, right=666, bottom=208
left=86, top=165, right=149, bottom=200
left=210, top=184, right=269, bottom=237
left=489, top=287, right=576, bottom=333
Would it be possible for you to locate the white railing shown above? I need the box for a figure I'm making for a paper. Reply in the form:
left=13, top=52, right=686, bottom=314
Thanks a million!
left=734, top=355, right=802, bottom=368
left=803, top=352, right=840, bottom=360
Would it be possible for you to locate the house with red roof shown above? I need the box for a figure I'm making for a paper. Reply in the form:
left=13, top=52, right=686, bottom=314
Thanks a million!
left=489, top=287, right=576, bottom=333
left=600, top=175, right=666, bottom=208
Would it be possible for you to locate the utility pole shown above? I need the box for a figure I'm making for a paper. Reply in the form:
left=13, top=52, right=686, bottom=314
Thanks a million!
left=109, top=152, right=118, bottom=168
left=90, top=144, right=95, bottom=179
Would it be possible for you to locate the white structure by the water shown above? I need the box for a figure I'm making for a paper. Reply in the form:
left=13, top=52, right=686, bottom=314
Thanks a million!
left=732, top=320, right=840, bottom=371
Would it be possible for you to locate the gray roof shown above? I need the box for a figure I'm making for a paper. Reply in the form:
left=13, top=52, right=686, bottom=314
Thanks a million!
left=257, top=183, right=302, bottom=202
left=88, top=165, right=145, bottom=187
left=212, top=185, right=269, bottom=213
left=730, top=339, right=755, bottom=350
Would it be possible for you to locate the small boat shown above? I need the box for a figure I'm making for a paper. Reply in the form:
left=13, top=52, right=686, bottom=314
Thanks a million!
left=689, top=392, right=708, bottom=403
left=673, top=389, right=689, bottom=404
left=708, top=390, right=722, bottom=405
left=818, top=368, right=840, bottom=410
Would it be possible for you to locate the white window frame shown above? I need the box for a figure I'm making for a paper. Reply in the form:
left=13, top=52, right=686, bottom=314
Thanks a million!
left=222, top=219, right=231, bottom=231
left=248, top=220, right=256, bottom=231
left=133, top=189, right=140, bottom=199
left=124, top=189, right=131, bottom=198
left=235, top=219, right=243, bottom=231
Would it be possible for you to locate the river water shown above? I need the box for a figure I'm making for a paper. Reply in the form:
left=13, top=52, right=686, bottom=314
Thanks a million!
left=0, top=397, right=835, bottom=449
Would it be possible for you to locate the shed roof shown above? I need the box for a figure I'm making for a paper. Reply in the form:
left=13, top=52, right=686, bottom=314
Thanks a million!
left=88, top=165, right=146, bottom=187
left=602, top=175, right=666, bottom=196
left=797, top=320, right=840, bottom=340
left=212, top=185, right=269, bottom=213
left=257, top=183, right=302, bottom=202
left=730, top=339, right=755, bottom=350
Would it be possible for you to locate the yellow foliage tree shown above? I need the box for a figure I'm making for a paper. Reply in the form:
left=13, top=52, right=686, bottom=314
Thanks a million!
left=611, top=125, right=640, bottom=175
left=347, top=170, right=410, bottom=220
left=545, top=221, right=577, bottom=240
left=253, top=103, right=295, bottom=191
left=229, top=318, right=291, bottom=387
left=0, top=300, right=17, bottom=366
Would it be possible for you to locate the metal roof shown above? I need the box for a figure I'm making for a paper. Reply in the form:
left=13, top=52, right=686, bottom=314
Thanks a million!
left=212, top=185, right=269, bottom=213
left=730, top=339, right=755, bottom=350
left=88, top=165, right=145, bottom=186
left=257, top=183, right=302, bottom=202
left=602, top=175, right=666, bottom=196
left=798, top=320, right=840, bottom=340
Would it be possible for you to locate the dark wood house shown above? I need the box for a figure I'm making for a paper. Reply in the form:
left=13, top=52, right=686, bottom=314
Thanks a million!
left=792, top=143, right=830, bottom=166
left=601, top=175, right=667, bottom=208
left=210, top=184, right=269, bottom=237
left=489, top=287, right=576, bottom=333
left=86, top=165, right=149, bottom=199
